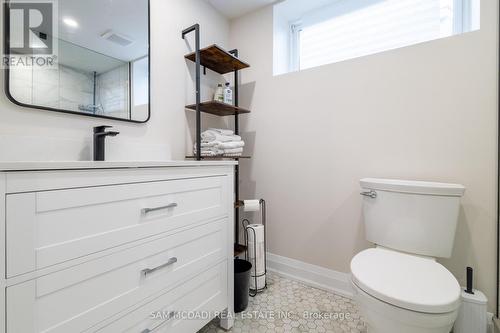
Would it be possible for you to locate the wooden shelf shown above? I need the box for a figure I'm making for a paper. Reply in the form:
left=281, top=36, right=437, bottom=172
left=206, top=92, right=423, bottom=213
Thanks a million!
left=185, top=156, right=251, bottom=160
left=185, top=44, right=250, bottom=75
left=185, top=101, right=250, bottom=117
left=234, top=244, right=247, bottom=257
left=182, top=26, right=251, bottom=257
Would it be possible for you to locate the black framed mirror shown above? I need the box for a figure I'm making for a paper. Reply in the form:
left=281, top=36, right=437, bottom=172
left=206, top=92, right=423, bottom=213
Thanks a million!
left=4, top=0, right=150, bottom=123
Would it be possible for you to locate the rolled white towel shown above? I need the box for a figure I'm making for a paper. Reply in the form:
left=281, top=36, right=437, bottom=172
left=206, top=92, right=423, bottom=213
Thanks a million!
left=201, top=130, right=241, bottom=143
left=217, top=141, right=245, bottom=149
left=208, top=128, right=234, bottom=136
left=223, top=152, right=243, bottom=157
left=223, top=147, right=243, bottom=154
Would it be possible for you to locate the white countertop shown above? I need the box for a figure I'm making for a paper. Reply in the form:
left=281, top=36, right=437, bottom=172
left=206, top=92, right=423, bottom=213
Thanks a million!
left=0, top=160, right=238, bottom=171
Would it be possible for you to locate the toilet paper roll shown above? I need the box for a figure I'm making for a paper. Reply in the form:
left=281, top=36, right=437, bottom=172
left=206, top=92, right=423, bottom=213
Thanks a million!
left=251, top=275, right=266, bottom=291
left=247, top=224, right=264, bottom=243
left=247, top=225, right=265, bottom=264
left=243, top=200, right=260, bottom=212
left=247, top=224, right=266, bottom=291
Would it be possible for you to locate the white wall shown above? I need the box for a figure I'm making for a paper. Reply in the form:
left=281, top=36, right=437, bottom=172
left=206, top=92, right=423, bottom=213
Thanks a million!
left=230, top=0, right=499, bottom=311
left=0, top=0, right=229, bottom=161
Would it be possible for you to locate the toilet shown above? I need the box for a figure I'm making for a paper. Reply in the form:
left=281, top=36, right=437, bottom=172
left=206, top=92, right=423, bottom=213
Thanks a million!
left=351, top=178, right=466, bottom=333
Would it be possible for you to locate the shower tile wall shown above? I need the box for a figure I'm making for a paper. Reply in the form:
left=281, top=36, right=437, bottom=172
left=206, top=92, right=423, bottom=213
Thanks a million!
left=59, top=66, right=94, bottom=111
left=9, top=67, right=32, bottom=103
left=95, top=65, right=130, bottom=119
left=9, top=65, right=94, bottom=112
left=33, top=67, right=60, bottom=109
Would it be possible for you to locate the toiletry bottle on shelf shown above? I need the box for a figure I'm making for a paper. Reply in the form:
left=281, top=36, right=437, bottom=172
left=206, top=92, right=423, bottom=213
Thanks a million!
left=224, top=82, right=233, bottom=105
left=214, top=84, right=224, bottom=103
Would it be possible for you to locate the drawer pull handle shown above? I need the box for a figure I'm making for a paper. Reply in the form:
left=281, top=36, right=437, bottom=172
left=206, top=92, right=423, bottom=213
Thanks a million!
left=142, top=257, right=178, bottom=276
left=141, top=330, right=151, bottom=333
left=142, top=203, right=178, bottom=215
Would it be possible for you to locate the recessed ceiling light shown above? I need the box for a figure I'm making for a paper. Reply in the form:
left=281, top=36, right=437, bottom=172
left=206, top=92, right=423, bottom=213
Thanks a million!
left=63, top=17, right=78, bottom=28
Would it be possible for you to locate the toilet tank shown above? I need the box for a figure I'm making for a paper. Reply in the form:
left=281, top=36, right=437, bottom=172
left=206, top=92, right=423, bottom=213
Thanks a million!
left=360, top=178, right=465, bottom=258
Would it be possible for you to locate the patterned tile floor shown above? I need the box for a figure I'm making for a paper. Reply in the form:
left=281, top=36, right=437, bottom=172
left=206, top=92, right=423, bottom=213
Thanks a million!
left=199, top=272, right=367, bottom=333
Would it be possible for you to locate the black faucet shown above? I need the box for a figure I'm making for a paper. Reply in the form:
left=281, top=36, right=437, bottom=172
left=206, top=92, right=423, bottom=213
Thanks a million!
left=93, top=126, right=120, bottom=161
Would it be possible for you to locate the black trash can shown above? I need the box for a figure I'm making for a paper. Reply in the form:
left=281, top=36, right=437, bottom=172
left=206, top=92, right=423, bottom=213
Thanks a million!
left=234, top=259, right=252, bottom=313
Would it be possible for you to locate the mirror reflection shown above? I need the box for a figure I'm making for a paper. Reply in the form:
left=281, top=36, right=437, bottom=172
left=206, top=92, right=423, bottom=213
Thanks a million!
left=7, top=0, right=150, bottom=122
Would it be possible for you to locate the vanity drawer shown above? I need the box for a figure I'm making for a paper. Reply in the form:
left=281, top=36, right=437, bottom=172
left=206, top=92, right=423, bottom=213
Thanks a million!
left=95, top=262, right=227, bottom=333
left=6, top=176, right=228, bottom=277
left=6, top=219, right=227, bottom=333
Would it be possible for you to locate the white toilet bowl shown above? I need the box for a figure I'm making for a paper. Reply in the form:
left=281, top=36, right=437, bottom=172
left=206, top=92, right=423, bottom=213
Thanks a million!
left=353, top=283, right=459, bottom=333
left=351, top=248, right=461, bottom=333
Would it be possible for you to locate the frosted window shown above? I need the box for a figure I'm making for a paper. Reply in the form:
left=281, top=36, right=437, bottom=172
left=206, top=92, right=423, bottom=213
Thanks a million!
left=274, top=0, right=480, bottom=74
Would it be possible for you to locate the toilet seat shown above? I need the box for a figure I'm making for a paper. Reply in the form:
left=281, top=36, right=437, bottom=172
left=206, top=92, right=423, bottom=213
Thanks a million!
left=350, top=248, right=461, bottom=314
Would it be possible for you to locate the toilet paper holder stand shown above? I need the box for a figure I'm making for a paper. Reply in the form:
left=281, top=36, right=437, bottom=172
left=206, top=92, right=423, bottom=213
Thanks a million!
left=242, top=199, right=267, bottom=297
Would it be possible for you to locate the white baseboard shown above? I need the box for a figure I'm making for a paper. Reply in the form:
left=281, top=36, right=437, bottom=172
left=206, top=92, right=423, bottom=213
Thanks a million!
left=266, top=253, right=354, bottom=298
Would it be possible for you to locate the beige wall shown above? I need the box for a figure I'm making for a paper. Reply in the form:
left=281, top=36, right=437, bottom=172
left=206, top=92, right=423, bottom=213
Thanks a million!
left=230, top=0, right=499, bottom=311
left=0, top=0, right=228, bottom=161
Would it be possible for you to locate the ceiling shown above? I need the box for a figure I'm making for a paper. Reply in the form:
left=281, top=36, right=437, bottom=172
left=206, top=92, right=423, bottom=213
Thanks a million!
left=206, top=0, right=277, bottom=19
left=58, top=0, right=148, bottom=62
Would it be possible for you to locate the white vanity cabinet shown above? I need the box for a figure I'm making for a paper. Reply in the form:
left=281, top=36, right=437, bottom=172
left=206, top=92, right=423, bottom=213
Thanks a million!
left=0, top=161, right=236, bottom=333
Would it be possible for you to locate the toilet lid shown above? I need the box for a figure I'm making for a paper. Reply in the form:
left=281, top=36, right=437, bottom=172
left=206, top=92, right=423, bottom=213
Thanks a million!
left=351, top=248, right=461, bottom=314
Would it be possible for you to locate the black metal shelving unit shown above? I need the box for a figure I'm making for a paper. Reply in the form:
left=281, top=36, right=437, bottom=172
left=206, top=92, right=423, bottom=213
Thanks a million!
left=182, top=24, right=251, bottom=257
